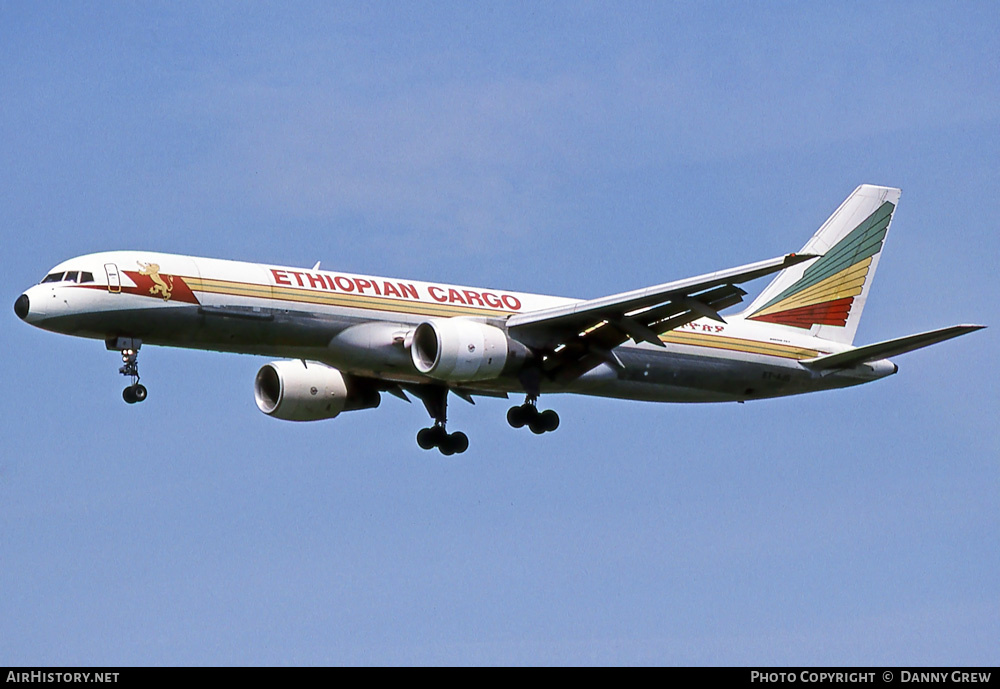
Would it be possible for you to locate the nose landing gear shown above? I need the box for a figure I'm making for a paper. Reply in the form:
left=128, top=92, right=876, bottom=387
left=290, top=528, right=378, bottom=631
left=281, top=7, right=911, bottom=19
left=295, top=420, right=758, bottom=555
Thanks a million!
left=120, top=348, right=147, bottom=404
left=108, top=337, right=147, bottom=404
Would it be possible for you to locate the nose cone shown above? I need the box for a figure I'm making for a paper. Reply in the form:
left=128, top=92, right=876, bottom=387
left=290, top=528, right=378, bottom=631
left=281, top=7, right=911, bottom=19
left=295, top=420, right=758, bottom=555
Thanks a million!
left=14, top=294, right=29, bottom=320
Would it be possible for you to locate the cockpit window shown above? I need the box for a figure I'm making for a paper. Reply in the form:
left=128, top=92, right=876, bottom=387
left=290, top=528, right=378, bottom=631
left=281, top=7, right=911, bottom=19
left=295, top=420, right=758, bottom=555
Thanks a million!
left=39, top=270, right=92, bottom=284
left=41, top=270, right=94, bottom=284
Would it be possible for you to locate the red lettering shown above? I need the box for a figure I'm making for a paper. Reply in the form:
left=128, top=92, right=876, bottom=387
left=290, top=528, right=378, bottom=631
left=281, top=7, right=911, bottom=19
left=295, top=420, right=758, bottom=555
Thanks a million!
left=501, top=294, right=521, bottom=311
left=307, top=273, right=325, bottom=289
left=715, top=325, right=724, bottom=332
left=324, top=275, right=337, bottom=290
left=288, top=271, right=305, bottom=287
left=399, top=283, right=418, bottom=300
left=482, top=292, right=501, bottom=308
left=355, top=278, right=372, bottom=294
left=334, top=276, right=355, bottom=292
left=382, top=282, right=401, bottom=298
left=428, top=286, right=447, bottom=302
left=271, top=269, right=291, bottom=286
left=447, top=288, right=467, bottom=305
left=463, top=290, right=484, bottom=306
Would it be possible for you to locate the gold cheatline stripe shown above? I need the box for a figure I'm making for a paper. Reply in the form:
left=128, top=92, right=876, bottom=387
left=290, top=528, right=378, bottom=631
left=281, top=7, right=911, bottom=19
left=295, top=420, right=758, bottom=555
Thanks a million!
left=186, top=276, right=818, bottom=359
left=753, top=258, right=871, bottom=316
left=660, top=330, right=821, bottom=360
left=185, top=276, right=514, bottom=319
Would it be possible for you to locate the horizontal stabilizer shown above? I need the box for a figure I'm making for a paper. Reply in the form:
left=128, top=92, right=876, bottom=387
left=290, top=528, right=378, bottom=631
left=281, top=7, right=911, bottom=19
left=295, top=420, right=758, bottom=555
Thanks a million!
left=799, top=324, right=985, bottom=370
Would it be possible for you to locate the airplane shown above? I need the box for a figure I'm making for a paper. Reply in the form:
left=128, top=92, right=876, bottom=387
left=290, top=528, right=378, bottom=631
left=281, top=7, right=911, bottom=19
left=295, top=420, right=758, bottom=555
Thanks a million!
left=14, top=184, right=984, bottom=455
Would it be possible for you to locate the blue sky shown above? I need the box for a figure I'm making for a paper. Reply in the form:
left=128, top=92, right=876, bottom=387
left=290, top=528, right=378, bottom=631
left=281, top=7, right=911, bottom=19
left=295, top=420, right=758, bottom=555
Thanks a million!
left=2, top=1, right=996, bottom=665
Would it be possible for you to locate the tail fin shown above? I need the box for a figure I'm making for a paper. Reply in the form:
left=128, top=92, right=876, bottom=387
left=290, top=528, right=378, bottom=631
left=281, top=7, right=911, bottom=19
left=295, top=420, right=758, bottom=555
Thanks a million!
left=741, top=184, right=901, bottom=345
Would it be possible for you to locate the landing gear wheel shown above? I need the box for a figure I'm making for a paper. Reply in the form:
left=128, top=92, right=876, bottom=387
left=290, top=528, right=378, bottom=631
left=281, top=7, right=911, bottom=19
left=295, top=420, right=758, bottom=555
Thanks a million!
left=448, top=431, right=469, bottom=454
left=417, top=427, right=436, bottom=450
left=539, top=409, right=559, bottom=432
left=507, top=404, right=530, bottom=428
left=123, top=384, right=147, bottom=404
left=429, top=426, right=448, bottom=448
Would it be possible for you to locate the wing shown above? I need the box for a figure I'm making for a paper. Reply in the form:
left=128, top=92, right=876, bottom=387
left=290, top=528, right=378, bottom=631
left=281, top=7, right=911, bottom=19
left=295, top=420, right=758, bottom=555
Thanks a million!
left=507, top=252, right=817, bottom=383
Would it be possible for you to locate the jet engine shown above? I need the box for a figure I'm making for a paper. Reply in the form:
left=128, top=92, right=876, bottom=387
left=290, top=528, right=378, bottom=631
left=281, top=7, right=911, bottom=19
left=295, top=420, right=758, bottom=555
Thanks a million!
left=410, top=318, right=529, bottom=382
left=254, top=360, right=380, bottom=421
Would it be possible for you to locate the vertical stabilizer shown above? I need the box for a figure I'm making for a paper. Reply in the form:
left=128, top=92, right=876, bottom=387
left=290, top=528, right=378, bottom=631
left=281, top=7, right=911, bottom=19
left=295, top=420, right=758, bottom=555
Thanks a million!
left=741, top=184, right=901, bottom=345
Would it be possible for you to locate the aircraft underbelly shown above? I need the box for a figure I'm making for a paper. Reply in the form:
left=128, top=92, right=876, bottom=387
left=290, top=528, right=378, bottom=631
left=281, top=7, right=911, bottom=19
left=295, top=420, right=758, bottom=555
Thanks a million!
left=556, top=346, right=816, bottom=402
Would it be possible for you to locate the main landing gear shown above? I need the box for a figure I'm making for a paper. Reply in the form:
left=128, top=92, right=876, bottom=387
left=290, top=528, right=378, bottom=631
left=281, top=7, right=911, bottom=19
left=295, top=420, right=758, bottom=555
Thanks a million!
left=114, top=338, right=147, bottom=404
left=413, top=386, right=469, bottom=455
left=417, top=424, right=469, bottom=455
left=507, top=396, right=559, bottom=434
left=408, top=382, right=560, bottom=454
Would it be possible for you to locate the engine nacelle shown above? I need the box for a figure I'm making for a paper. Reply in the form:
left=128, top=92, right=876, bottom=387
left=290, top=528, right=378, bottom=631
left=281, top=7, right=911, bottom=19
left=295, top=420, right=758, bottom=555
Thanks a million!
left=410, top=318, right=527, bottom=382
left=254, top=360, right=380, bottom=421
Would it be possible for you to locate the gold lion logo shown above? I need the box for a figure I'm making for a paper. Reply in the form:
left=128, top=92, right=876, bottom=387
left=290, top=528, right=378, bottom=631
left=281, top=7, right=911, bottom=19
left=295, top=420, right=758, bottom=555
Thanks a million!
left=138, top=261, right=174, bottom=301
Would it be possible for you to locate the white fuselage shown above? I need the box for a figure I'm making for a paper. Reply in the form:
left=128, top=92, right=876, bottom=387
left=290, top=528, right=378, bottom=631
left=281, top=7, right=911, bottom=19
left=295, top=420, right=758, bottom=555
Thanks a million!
left=17, top=250, right=895, bottom=405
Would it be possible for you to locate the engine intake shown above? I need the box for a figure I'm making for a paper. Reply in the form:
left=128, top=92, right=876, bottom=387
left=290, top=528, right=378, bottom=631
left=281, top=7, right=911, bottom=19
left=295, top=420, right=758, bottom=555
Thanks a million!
left=254, top=360, right=380, bottom=421
left=410, top=318, right=528, bottom=382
